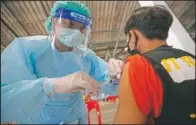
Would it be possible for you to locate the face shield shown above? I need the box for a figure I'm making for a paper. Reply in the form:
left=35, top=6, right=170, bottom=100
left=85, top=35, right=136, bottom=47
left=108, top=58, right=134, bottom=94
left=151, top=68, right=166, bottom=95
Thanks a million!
left=51, top=8, right=92, bottom=53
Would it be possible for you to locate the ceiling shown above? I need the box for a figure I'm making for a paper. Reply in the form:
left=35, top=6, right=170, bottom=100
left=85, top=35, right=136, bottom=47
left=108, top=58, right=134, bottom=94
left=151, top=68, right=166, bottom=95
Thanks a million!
left=1, top=1, right=195, bottom=60
left=166, top=1, right=195, bottom=42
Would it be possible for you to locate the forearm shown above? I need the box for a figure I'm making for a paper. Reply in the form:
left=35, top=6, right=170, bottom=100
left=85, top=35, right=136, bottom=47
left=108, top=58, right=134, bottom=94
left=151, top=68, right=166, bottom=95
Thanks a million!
left=1, top=77, right=54, bottom=123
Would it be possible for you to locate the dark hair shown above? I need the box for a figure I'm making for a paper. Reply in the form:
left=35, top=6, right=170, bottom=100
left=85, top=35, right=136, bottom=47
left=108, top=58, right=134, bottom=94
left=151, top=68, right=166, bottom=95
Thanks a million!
left=124, top=5, right=173, bottom=40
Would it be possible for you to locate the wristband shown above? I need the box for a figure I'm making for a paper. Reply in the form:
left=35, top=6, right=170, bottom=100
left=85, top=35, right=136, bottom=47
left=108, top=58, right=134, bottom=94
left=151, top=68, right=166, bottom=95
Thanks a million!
left=43, top=78, right=55, bottom=97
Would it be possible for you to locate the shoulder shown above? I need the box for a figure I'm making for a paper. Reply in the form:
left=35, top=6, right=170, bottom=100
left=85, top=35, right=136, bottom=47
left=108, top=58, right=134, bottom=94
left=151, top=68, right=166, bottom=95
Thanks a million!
left=16, top=35, right=49, bottom=45
left=86, top=48, right=106, bottom=63
left=83, top=48, right=97, bottom=61
left=123, top=54, right=163, bottom=117
left=14, top=35, right=50, bottom=51
left=126, top=54, right=151, bottom=70
left=85, top=48, right=97, bottom=56
left=2, top=35, right=51, bottom=58
left=124, top=54, right=159, bottom=85
left=9, top=35, right=49, bottom=46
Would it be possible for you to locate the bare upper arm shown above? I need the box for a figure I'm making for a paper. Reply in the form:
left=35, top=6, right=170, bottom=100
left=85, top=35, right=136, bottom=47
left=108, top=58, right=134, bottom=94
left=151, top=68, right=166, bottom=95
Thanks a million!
left=113, top=62, right=147, bottom=124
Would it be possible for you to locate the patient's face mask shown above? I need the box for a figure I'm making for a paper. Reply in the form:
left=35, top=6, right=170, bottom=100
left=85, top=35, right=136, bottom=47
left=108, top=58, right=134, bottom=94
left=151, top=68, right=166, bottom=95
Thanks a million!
left=52, top=8, right=92, bottom=53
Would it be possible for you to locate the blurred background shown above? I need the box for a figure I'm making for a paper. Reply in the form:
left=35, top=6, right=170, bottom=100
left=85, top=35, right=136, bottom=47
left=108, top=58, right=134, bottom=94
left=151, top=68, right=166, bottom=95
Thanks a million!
left=1, top=1, right=195, bottom=59
left=1, top=1, right=195, bottom=124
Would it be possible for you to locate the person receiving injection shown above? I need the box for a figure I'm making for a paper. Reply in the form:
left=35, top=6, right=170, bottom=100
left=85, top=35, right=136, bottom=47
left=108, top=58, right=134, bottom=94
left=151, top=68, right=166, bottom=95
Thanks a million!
left=1, top=1, right=123, bottom=124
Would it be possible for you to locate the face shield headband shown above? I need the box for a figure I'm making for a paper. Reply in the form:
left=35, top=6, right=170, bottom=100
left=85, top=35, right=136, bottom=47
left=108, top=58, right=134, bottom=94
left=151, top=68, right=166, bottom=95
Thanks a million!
left=54, top=8, right=92, bottom=29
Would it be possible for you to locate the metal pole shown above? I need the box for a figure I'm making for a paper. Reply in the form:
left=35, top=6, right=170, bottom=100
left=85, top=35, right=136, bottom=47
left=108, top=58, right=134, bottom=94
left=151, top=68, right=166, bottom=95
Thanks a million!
left=186, top=19, right=195, bottom=30
left=112, top=1, right=130, bottom=57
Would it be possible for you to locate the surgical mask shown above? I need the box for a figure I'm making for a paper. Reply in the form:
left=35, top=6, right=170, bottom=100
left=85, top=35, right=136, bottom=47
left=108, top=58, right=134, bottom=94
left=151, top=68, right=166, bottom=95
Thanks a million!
left=56, top=27, right=86, bottom=48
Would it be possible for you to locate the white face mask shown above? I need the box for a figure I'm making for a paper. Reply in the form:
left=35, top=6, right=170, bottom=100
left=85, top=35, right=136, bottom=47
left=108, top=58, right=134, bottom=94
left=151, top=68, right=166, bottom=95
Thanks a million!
left=56, top=27, right=86, bottom=48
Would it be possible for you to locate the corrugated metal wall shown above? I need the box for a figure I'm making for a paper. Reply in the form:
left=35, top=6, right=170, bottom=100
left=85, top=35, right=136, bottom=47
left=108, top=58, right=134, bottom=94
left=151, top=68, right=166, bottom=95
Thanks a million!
left=166, top=1, right=195, bottom=42
left=1, top=1, right=195, bottom=58
left=0, top=1, right=195, bottom=124
left=1, top=1, right=140, bottom=54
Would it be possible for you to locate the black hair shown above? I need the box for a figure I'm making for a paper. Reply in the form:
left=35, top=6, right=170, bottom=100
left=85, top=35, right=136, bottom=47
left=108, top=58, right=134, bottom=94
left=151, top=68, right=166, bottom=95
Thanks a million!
left=124, top=5, right=173, bottom=40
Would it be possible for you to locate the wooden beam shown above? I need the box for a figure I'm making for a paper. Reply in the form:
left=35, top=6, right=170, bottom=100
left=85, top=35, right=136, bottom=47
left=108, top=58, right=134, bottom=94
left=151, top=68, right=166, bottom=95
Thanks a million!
left=1, top=21, right=16, bottom=46
left=89, top=39, right=127, bottom=49
left=91, top=30, right=117, bottom=33
left=186, top=19, right=195, bottom=30
left=1, top=44, right=6, bottom=49
left=1, top=2, right=28, bottom=36
left=178, top=1, right=194, bottom=19
left=93, top=46, right=125, bottom=52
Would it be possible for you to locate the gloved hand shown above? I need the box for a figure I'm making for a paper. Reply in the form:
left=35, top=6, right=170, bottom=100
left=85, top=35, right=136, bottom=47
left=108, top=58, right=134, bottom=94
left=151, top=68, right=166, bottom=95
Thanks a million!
left=51, top=71, right=99, bottom=95
left=108, top=58, right=124, bottom=80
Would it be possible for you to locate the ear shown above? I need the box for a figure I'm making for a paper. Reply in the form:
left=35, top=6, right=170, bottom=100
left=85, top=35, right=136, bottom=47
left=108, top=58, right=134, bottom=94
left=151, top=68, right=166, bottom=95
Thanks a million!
left=133, top=30, right=146, bottom=40
left=128, top=30, right=136, bottom=48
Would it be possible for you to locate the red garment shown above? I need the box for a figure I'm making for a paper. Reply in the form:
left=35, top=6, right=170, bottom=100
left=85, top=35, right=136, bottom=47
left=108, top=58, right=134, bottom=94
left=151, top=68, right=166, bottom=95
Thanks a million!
left=126, top=54, right=163, bottom=118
